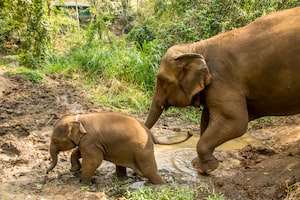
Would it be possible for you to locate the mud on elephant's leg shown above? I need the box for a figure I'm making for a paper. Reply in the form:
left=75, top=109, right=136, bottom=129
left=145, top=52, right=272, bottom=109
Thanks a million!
left=135, top=153, right=165, bottom=184
left=192, top=107, right=218, bottom=174
left=193, top=107, right=248, bottom=174
left=80, top=151, right=103, bottom=185
left=192, top=146, right=218, bottom=175
left=78, top=152, right=103, bottom=192
left=70, top=147, right=81, bottom=172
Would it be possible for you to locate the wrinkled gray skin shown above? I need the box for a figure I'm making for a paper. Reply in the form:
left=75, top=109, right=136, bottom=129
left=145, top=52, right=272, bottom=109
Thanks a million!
left=46, top=112, right=191, bottom=185
left=145, top=7, right=300, bottom=175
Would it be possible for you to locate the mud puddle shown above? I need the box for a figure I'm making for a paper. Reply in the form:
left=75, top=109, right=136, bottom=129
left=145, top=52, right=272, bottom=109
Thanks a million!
left=155, top=131, right=263, bottom=152
left=153, top=124, right=265, bottom=189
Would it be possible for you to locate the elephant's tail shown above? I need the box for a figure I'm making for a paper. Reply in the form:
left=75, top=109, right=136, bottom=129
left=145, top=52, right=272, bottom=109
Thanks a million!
left=152, top=131, right=193, bottom=145
left=46, top=162, right=56, bottom=174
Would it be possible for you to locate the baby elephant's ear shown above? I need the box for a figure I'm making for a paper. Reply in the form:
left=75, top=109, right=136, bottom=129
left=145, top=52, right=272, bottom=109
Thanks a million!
left=68, top=122, right=87, bottom=145
left=78, top=123, right=87, bottom=134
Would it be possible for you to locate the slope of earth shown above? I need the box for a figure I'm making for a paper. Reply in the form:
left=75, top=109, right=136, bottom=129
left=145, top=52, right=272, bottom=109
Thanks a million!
left=0, top=70, right=300, bottom=200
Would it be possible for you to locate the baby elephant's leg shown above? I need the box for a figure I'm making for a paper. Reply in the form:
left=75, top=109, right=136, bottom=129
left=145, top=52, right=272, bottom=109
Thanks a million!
left=81, top=151, right=103, bottom=185
left=136, top=152, right=165, bottom=184
left=70, top=147, right=81, bottom=172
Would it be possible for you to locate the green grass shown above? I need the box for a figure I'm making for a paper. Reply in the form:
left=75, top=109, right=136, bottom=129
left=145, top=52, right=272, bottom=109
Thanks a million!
left=124, top=185, right=198, bottom=200
left=80, top=77, right=152, bottom=113
left=44, top=35, right=163, bottom=113
left=121, top=184, right=226, bottom=200
left=46, top=37, right=160, bottom=91
left=164, top=107, right=202, bottom=123
left=0, top=65, right=46, bottom=83
left=19, top=68, right=45, bottom=83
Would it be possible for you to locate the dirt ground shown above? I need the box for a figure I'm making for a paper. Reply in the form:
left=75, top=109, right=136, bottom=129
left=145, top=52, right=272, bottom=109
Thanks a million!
left=1, top=70, right=300, bottom=200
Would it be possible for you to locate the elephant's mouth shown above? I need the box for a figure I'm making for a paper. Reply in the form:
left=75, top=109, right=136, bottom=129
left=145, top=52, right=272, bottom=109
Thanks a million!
left=191, top=93, right=202, bottom=107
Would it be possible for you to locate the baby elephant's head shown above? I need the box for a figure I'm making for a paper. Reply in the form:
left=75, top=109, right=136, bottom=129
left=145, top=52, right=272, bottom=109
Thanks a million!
left=46, top=118, right=87, bottom=174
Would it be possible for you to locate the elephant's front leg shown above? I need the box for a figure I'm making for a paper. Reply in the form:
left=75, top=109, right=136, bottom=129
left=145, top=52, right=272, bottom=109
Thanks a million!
left=193, top=104, right=248, bottom=174
left=70, top=147, right=81, bottom=172
left=80, top=150, right=103, bottom=186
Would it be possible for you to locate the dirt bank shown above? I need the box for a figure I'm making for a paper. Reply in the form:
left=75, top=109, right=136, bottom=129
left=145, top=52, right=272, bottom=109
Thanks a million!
left=0, top=70, right=300, bottom=199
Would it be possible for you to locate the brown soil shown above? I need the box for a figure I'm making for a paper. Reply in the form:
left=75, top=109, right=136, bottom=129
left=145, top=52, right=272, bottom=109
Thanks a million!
left=1, top=70, right=300, bottom=200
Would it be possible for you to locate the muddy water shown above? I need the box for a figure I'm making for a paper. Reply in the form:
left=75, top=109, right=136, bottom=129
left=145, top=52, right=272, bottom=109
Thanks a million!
left=154, top=130, right=264, bottom=184
left=155, top=132, right=263, bottom=152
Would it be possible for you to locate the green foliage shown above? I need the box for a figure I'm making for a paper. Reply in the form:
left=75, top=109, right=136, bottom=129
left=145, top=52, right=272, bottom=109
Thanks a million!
left=50, top=37, right=160, bottom=93
left=20, top=0, right=50, bottom=69
left=0, top=0, right=28, bottom=54
left=46, top=35, right=163, bottom=112
left=198, top=184, right=226, bottom=200
left=45, top=0, right=300, bottom=113
left=126, top=20, right=156, bottom=47
left=49, top=5, right=79, bottom=36
left=2, top=0, right=300, bottom=113
left=0, top=0, right=51, bottom=69
left=128, top=0, right=300, bottom=49
left=19, top=68, right=45, bottom=83
left=80, top=185, right=90, bottom=191
left=164, top=107, right=202, bottom=123
left=124, top=185, right=198, bottom=200
left=34, top=183, right=44, bottom=190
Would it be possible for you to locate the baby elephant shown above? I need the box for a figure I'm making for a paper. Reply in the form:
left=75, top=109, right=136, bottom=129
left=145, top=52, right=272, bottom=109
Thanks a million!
left=46, top=112, right=190, bottom=185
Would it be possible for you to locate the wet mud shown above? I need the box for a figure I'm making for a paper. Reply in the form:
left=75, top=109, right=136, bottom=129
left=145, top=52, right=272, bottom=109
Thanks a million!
left=1, top=70, right=300, bottom=199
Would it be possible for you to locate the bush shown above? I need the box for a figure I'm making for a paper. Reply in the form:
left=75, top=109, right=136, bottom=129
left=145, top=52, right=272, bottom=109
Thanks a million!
left=19, top=68, right=45, bottom=83
left=0, top=0, right=51, bottom=69
left=45, top=0, right=300, bottom=112
left=58, top=37, right=162, bottom=93
left=128, top=0, right=300, bottom=48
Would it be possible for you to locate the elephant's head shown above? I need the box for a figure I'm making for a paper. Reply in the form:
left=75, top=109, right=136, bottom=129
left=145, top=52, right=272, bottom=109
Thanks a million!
left=46, top=118, right=87, bottom=173
left=145, top=45, right=211, bottom=129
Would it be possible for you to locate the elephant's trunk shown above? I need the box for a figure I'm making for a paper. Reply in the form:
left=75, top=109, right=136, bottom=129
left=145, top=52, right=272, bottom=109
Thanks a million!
left=145, top=103, right=164, bottom=129
left=46, top=145, right=58, bottom=174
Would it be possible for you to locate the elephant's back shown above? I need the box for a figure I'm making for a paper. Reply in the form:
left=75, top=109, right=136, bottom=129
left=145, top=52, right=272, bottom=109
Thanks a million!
left=86, top=112, right=152, bottom=144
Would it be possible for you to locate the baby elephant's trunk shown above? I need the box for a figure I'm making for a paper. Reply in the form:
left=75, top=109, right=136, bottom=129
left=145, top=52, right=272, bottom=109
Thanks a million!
left=46, top=146, right=58, bottom=174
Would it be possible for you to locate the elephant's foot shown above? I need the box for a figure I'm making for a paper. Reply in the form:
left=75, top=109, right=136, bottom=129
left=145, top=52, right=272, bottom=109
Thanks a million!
left=80, top=176, right=98, bottom=192
left=191, top=156, right=219, bottom=175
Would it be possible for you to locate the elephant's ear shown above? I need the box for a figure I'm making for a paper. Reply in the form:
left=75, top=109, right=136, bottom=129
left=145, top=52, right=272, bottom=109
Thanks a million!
left=67, top=122, right=87, bottom=145
left=175, top=53, right=211, bottom=102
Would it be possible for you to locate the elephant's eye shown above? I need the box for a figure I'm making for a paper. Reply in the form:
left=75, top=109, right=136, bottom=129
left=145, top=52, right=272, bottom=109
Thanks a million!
left=157, top=74, right=169, bottom=83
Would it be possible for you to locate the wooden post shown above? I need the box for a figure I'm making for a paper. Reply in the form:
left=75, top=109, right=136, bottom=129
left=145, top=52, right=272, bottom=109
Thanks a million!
left=75, top=0, right=80, bottom=31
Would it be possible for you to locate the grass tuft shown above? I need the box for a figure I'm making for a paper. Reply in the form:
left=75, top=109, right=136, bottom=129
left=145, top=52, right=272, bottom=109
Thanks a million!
left=19, top=68, right=45, bottom=83
left=124, top=184, right=198, bottom=200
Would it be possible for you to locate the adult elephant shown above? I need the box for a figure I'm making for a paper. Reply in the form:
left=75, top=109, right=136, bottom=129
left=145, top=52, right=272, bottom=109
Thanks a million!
left=145, top=7, right=300, bottom=175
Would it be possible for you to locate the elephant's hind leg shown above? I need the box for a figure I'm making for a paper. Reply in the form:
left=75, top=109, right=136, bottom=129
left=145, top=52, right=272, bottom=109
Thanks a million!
left=135, top=153, right=165, bottom=184
left=115, top=165, right=127, bottom=179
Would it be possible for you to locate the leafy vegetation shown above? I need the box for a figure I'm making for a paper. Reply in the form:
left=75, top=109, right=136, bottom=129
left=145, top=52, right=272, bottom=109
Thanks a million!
left=19, top=68, right=45, bottom=83
left=2, top=0, right=299, bottom=112
left=105, top=181, right=226, bottom=200
left=1, top=0, right=51, bottom=68
left=124, top=184, right=198, bottom=200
